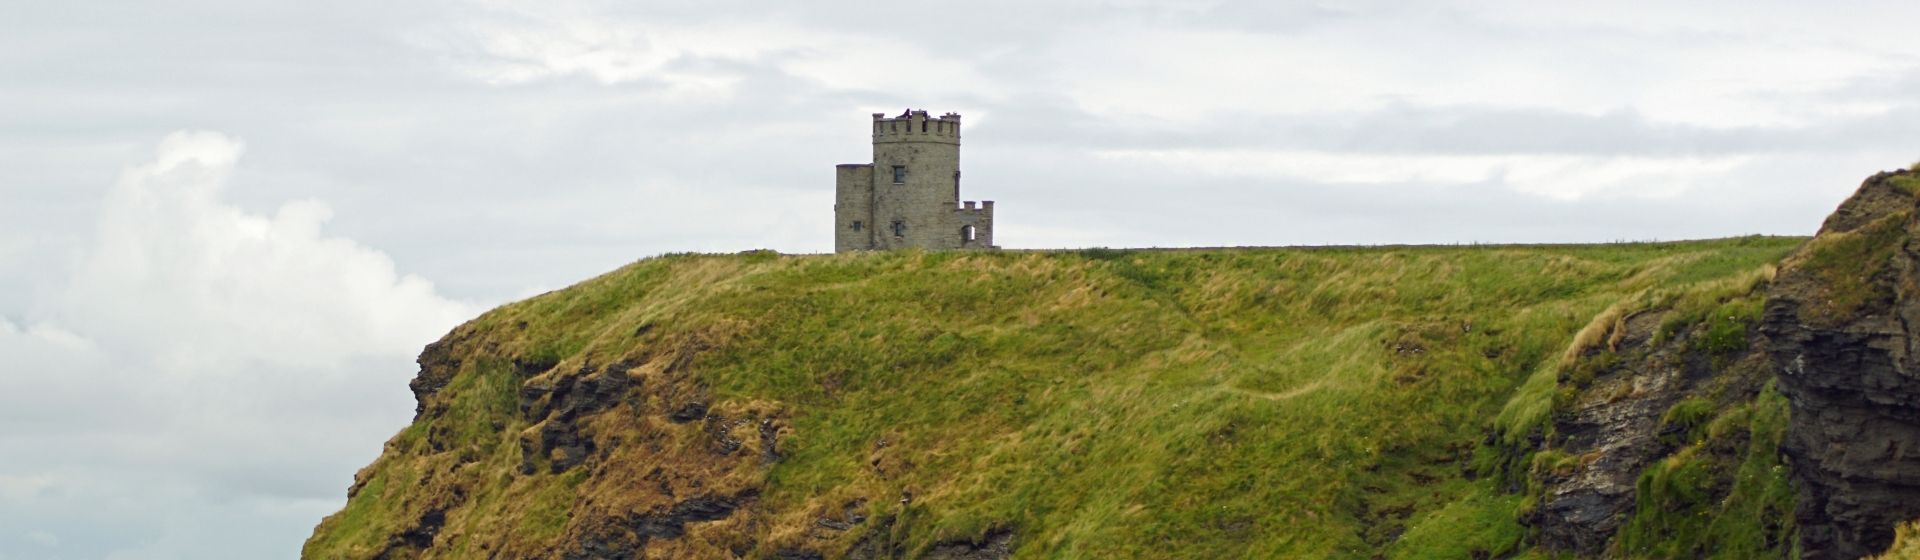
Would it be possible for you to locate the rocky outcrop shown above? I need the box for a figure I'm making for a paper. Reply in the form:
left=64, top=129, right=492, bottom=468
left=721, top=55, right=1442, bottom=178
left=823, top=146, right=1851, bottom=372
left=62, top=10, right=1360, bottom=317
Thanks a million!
left=1525, top=311, right=1695, bottom=552
left=774, top=511, right=1014, bottom=560
left=518, top=360, right=636, bottom=474
left=923, top=528, right=1014, bottom=560
left=1765, top=168, right=1920, bottom=559
left=407, top=326, right=475, bottom=419
left=566, top=493, right=754, bottom=559
left=1523, top=301, right=1780, bottom=555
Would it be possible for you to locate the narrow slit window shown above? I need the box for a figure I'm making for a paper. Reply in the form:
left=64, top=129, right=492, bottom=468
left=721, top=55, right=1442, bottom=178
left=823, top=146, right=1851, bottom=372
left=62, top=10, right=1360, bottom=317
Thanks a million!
left=891, top=220, right=906, bottom=237
left=892, top=166, right=907, bottom=184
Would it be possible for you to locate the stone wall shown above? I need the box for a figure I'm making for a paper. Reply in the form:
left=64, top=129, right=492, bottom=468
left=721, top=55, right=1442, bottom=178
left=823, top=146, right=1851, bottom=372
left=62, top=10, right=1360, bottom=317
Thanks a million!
left=953, top=201, right=993, bottom=249
left=833, top=164, right=874, bottom=253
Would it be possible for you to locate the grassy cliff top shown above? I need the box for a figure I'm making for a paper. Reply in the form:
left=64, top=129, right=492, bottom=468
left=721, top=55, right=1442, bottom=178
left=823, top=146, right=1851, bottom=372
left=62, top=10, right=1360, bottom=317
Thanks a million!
left=308, top=237, right=1804, bottom=559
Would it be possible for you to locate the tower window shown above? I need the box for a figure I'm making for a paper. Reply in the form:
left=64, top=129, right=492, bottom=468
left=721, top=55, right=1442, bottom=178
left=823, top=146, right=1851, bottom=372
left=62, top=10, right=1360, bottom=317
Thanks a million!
left=891, top=221, right=906, bottom=237
left=892, top=166, right=907, bottom=184
left=961, top=225, right=977, bottom=243
left=851, top=221, right=863, bottom=231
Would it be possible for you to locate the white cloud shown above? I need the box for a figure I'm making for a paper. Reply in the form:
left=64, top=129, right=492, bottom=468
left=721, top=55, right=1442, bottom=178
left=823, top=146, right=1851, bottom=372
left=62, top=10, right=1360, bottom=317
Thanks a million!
left=412, top=10, right=812, bottom=95
left=1043, top=11, right=1914, bottom=129
left=22, top=323, right=92, bottom=350
left=1095, top=149, right=1750, bottom=200
left=51, top=131, right=475, bottom=374
left=409, top=2, right=1007, bottom=101
left=0, top=474, right=56, bottom=502
left=0, top=131, right=479, bottom=558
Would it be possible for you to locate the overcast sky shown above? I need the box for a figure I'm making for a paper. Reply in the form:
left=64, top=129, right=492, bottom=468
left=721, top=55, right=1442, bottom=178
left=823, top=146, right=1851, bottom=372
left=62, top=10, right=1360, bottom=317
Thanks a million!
left=3, top=1, right=1918, bottom=558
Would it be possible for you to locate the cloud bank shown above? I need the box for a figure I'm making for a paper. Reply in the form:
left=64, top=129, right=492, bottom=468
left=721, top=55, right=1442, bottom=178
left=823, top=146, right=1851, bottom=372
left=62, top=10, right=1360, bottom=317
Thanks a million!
left=0, top=132, right=476, bottom=559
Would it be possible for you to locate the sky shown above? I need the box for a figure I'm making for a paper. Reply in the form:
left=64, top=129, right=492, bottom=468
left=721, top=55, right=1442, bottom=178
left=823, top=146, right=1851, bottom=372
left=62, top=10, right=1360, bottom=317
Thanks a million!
left=2, top=1, right=1918, bottom=557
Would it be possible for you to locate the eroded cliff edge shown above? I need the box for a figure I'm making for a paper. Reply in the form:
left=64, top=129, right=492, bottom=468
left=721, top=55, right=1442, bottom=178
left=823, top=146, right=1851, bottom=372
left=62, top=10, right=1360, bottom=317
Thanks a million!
left=1764, top=168, right=1920, bottom=559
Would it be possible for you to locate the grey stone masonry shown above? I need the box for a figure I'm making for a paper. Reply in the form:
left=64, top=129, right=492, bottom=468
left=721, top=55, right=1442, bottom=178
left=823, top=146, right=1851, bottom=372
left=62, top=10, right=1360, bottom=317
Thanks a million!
left=834, top=109, right=997, bottom=252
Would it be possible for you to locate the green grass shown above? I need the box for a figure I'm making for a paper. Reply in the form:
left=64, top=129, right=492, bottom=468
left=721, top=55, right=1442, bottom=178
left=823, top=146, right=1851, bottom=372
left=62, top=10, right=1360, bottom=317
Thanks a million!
left=1615, top=386, right=1795, bottom=558
left=1661, top=398, right=1717, bottom=445
left=1893, top=173, right=1920, bottom=194
left=303, top=472, right=390, bottom=555
left=521, top=469, right=588, bottom=539
left=1386, top=480, right=1526, bottom=559
left=307, top=237, right=1804, bottom=559
left=1792, top=211, right=1906, bottom=325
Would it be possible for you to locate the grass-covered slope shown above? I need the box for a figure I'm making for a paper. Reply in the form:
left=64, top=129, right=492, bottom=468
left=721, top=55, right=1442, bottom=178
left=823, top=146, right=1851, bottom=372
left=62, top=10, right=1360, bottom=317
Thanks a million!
left=306, top=238, right=1804, bottom=559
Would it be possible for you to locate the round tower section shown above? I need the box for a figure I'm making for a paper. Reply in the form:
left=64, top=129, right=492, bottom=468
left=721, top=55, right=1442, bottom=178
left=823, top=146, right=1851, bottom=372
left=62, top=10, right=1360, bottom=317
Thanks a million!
left=869, top=110, right=962, bottom=250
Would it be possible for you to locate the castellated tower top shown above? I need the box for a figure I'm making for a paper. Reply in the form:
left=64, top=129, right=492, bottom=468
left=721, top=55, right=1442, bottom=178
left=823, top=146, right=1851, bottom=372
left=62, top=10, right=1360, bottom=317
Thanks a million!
left=872, top=109, right=960, bottom=145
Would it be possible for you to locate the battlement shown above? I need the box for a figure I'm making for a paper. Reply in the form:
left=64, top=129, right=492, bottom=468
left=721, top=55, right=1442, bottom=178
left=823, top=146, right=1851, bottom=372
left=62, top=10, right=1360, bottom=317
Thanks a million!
left=956, top=200, right=995, bottom=213
left=872, top=109, right=960, bottom=144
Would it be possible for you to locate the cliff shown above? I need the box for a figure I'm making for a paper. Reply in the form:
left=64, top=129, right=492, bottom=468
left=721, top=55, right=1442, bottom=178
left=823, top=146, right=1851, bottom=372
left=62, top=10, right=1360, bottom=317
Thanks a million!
left=306, top=170, right=1920, bottom=559
left=1764, top=168, right=1920, bottom=559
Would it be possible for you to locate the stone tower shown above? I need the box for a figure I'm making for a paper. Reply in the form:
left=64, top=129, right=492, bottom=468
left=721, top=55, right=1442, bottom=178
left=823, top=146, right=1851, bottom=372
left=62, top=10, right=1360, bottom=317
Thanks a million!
left=834, top=109, right=996, bottom=253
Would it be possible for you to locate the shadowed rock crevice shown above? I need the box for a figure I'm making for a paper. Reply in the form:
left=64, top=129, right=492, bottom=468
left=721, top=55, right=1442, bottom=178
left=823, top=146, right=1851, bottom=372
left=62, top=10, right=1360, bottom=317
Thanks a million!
left=565, top=493, right=754, bottom=560
left=924, top=528, right=1015, bottom=560
left=374, top=508, right=448, bottom=560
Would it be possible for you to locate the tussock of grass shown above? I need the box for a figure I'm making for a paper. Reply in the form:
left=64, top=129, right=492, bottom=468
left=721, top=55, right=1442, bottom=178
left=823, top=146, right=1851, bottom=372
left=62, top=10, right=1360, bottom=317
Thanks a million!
left=1878, top=520, right=1920, bottom=559
left=1661, top=398, right=1716, bottom=444
left=309, top=237, right=1802, bottom=558
left=1385, top=480, right=1525, bottom=558
left=1616, top=386, right=1795, bottom=558
left=1894, top=175, right=1920, bottom=195
left=1790, top=212, right=1907, bottom=325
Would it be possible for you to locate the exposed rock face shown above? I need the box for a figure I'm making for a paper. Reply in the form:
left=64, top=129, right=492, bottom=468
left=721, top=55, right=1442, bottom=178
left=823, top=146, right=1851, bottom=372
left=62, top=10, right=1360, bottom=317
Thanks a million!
left=923, top=528, right=1014, bottom=560
left=1512, top=312, right=1666, bottom=552
left=567, top=493, right=753, bottom=559
left=1524, top=306, right=1777, bottom=554
left=776, top=513, right=1014, bottom=560
left=1526, top=312, right=1691, bottom=552
left=518, top=360, right=636, bottom=474
left=1764, top=169, right=1920, bottom=559
left=407, top=327, right=472, bottom=419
